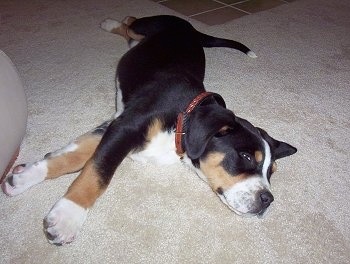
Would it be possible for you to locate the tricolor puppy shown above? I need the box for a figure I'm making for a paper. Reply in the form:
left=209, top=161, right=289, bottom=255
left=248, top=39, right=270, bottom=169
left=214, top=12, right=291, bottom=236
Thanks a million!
left=1, top=15, right=297, bottom=245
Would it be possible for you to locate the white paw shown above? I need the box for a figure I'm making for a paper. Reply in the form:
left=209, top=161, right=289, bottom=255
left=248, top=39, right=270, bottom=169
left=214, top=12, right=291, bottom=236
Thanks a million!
left=43, top=198, right=88, bottom=245
left=1, top=161, right=47, bottom=196
left=100, top=18, right=120, bottom=32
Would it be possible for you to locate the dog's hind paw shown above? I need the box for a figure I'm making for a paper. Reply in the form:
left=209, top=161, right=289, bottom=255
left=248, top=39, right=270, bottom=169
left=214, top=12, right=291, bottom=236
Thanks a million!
left=100, top=18, right=121, bottom=33
left=1, top=162, right=47, bottom=196
left=44, top=198, right=88, bottom=245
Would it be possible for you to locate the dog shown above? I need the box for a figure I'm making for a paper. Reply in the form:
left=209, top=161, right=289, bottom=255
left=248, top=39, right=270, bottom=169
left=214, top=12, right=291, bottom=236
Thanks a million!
left=1, top=15, right=297, bottom=245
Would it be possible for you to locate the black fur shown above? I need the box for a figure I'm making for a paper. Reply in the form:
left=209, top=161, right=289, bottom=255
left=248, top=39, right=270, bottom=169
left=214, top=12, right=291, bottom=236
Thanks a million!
left=93, top=15, right=296, bottom=186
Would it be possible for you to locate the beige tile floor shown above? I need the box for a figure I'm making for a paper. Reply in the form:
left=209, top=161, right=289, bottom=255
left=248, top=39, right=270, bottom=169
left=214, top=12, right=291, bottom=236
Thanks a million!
left=151, top=0, right=297, bottom=25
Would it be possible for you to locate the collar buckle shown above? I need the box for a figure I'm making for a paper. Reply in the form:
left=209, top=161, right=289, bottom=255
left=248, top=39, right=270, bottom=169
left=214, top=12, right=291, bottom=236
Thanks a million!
left=175, top=92, right=226, bottom=157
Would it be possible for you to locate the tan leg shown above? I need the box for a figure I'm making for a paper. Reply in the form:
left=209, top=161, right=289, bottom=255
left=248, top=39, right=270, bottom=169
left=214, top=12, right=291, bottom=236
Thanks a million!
left=122, top=16, right=137, bottom=26
left=64, top=158, right=105, bottom=208
left=100, top=17, right=144, bottom=41
left=1, top=130, right=104, bottom=196
left=44, top=133, right=102, bottom=179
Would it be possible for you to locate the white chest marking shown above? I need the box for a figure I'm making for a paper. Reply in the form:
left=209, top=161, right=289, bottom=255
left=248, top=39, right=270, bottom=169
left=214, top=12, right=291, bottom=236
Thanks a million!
left=129, top=131, right=180, bottom=165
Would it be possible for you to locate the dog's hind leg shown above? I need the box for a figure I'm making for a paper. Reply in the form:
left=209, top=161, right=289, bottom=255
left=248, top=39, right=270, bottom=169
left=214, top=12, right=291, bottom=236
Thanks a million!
left=100, top=17, right=144, bottom=47
left=1, top=121, right=111, bottom=196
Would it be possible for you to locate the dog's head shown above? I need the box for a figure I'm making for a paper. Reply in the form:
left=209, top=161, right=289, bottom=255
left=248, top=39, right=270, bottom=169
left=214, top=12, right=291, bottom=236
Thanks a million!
left=184, top=105, right=297, bottom=217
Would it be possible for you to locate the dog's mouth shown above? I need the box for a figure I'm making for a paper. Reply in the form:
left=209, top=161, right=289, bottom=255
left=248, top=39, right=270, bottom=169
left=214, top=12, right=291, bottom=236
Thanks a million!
left=256, top=208, right=269, bottom=219
left=218, top=193, right=270, bottom=218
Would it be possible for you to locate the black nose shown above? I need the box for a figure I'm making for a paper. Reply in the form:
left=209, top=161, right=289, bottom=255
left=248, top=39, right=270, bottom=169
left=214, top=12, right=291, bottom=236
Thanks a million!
left=260, top=191, right=274, bottom=208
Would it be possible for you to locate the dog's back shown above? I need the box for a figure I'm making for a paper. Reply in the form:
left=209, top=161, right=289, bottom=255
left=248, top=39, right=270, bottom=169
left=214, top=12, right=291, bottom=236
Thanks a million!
left=104, top=15, right=256, bottom=58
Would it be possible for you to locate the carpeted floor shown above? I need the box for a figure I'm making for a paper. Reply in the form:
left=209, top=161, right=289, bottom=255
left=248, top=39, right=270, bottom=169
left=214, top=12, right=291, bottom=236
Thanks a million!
left=1, top=0, right=350, bottom=263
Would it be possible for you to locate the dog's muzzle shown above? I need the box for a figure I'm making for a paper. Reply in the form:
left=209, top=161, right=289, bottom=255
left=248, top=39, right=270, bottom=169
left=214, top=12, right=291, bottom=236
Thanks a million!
left=217, top=176, right=273, bottom=217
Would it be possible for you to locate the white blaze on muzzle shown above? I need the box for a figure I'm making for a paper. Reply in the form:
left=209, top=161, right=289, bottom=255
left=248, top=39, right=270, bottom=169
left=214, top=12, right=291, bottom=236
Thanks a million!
left=261, top=139, right=272, bottom=186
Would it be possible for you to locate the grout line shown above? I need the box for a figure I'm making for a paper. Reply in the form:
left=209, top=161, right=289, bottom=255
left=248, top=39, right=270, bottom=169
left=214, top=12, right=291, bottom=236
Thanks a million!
left=212, top=0, right=231, bottom=6
left=215, top=0, right=250, bottom=5
left=228, top=0, right=289, bottom=15
left=228, top=5, right=251, bottom=15
left=158, top=0, right=289, bottom=23
left=188, top=5, right=230, bottom=18
left=189, top=0, right=252, bottom=18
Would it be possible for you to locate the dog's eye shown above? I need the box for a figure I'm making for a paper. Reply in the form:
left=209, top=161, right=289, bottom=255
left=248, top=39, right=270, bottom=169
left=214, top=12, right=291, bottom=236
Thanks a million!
left=239, top=152, right=252, bottom=161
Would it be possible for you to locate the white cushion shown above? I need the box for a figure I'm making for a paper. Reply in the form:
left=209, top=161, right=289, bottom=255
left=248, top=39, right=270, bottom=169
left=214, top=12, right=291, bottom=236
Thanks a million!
left=0, top=50, right=27, bottom=177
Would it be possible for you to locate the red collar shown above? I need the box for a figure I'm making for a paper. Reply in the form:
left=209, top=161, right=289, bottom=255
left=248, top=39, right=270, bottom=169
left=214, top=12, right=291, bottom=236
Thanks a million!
left=175, top=91, right=226, bottom=157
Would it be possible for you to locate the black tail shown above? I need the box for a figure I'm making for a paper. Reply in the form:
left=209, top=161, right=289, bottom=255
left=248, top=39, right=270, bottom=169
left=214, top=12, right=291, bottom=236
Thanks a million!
left=128, top=15, right=257, bottom=58
left=198, top=32, right=257, bottom=58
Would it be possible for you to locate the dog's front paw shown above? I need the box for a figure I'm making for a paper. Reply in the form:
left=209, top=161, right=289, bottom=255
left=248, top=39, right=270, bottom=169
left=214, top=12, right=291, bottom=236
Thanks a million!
left=43, top=198, right=88, bottom=245
left=1, top=162, right=47, bottom=196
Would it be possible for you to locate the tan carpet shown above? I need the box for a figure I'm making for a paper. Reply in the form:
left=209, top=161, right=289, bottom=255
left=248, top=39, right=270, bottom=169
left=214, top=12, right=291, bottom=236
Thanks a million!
left=1, top=0, right=349, bottom=263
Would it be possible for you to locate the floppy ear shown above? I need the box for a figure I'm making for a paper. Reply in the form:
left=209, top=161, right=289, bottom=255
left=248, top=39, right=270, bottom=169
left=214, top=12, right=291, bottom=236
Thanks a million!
left=184, top=105, right=236, bottom=159
left=258, top=128, right=297, bottom=160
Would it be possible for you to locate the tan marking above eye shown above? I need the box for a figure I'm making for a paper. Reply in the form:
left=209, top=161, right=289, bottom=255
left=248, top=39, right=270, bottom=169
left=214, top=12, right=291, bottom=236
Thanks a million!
left=200, top=152, right=249, bottom=192
left=255, top=150, right=263, bottom=163
left=217, top=125, right=232, bottom=136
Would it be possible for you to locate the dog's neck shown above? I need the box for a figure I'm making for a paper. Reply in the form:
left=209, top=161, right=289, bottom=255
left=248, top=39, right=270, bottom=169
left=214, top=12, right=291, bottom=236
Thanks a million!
left=175, top=91, right=226, bottom=157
